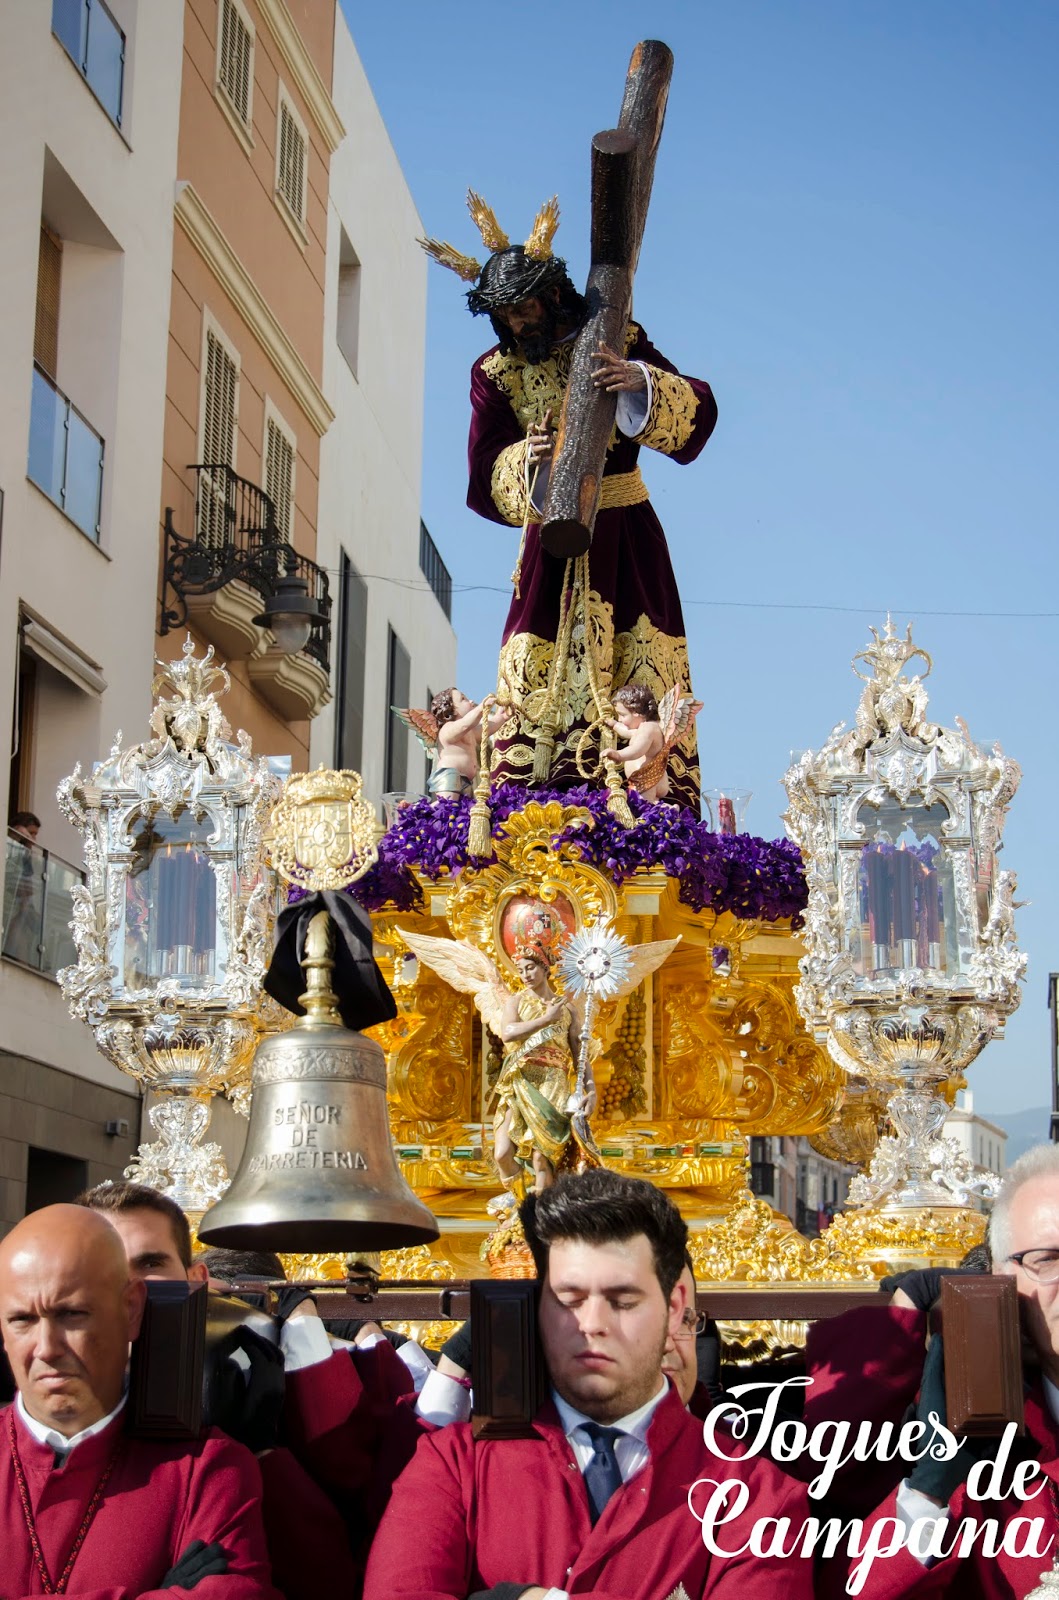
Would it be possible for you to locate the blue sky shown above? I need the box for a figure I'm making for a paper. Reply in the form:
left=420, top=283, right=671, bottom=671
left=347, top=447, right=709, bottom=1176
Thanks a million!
left=340, top=1, right=1058, bottom=1118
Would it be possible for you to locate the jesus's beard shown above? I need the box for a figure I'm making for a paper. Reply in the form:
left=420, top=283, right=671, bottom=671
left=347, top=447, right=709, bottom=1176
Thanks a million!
left=516, top=305, right=561, bottom=365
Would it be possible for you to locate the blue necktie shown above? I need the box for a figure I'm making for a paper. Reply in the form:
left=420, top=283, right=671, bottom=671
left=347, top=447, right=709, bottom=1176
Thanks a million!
left=581, top=1423, right=624, bottom=1524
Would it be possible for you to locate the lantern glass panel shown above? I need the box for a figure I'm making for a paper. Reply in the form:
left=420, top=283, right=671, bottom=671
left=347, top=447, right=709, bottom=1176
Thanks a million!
left=124, top=810, right=220, bottom=989
left=851, top=798, right=958, bottom=975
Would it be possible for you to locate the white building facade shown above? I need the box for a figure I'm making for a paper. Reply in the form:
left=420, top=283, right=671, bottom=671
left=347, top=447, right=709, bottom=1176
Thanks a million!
left=312, top=11, right=456, bottom=803
left=944, top=1089, right=1007, bottom=1208
left=0, top=0, right=184, bottom=1219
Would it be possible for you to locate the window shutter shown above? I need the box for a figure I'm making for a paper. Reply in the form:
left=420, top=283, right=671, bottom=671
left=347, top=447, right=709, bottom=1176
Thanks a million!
left=219, top=0, right=252, bottom=124
left=34, top=227, right=62, bottom=376
left=278, top=102, right=306, bottom=222
left=198, top=329, right=238, bottom=546
left=264, top=416, right=294, bottom=543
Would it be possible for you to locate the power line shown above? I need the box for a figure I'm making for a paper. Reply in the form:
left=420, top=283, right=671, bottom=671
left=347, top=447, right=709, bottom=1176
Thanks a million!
left=325, top=568, right=1059, bottom=621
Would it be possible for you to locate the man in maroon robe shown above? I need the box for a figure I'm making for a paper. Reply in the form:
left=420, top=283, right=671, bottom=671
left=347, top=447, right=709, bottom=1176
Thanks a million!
left=364, top=1169, right=812, bottom=1600
left=0, top=1203, right=278, bottom=1599
left=829, top=1146, right=1059, bottom=1599
left=464, top=243, right=717, bottom=812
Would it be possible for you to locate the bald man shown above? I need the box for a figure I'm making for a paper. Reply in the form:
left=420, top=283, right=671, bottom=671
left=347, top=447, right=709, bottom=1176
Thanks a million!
left=0, top=1204, right=280, bottom=1599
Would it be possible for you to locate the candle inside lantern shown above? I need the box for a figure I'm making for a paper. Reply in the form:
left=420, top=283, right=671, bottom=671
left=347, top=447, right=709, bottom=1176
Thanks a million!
left=154, top=839, right=215, bottom=976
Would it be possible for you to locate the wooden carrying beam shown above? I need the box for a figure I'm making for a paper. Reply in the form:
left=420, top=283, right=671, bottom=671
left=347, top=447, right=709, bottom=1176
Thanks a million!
left=128, top=1280, right=207, bottom=1439
left=470, top=1278, right=547, bottom=1440
left=540, top=40, right=674, bottom=558
left=942, top=1275, right=1025, bottom=1436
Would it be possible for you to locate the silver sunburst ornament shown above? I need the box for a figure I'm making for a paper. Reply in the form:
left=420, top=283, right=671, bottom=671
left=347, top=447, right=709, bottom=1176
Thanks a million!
left=558, top=917, right=682, bottom=1144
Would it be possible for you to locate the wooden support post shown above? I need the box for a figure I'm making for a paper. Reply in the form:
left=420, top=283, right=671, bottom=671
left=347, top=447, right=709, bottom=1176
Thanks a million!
left=941, top=1275, right=1025, bottom=1436
left=470, top=1278, right=547, bottom=1441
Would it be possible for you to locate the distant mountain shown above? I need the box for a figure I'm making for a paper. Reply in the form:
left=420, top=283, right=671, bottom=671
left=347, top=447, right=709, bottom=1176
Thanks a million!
left=977, top=1104, right=1051, bottom=1164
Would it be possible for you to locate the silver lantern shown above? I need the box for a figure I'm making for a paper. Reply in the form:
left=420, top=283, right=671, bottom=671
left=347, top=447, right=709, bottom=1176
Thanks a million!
left=58, top=640, right=281, bottom=1213
left=784, top=619, right=1025, bottom=1214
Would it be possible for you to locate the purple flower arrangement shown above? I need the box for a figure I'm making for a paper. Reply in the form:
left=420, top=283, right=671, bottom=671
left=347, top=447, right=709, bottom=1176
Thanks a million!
left=298, top=785, right=807, bottom=926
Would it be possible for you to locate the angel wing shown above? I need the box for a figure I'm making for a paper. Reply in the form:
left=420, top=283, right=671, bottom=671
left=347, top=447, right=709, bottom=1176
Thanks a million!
left=393, top=706, right=439, bottom=756
left=610, top=935, right=682, bottom=999
left=396, top=928, right=509, bottom=1035
left=658, top=685, right=704, bottom=752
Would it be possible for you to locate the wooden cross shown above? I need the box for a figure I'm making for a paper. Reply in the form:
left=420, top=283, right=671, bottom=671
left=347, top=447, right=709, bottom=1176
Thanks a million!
left=541, top=40, right=674, bottom=559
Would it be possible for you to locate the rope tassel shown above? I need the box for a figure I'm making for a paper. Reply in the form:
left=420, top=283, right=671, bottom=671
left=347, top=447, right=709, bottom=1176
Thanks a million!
left=467, top=702, right=494, bottom=858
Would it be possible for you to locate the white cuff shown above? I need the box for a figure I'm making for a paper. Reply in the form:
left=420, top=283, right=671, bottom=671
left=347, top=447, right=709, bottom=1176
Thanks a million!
left=541, top=1590, right=568, bottom=1600
left=396, top=1339, right=435, bottom=1394
left=615, top=365, right=652, bottom=437
left=279, top=1314, right=334, bottom=1372
left=895, top=1479, right=950, bottom=1566
left=528, top=457, right=550, bottom=518
left=415, top=1368, right=472, bottom=1426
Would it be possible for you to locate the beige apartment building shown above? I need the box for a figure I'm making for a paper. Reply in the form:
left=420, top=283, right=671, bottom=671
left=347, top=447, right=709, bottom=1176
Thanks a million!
left=0, top=0, right=454, bottom=1227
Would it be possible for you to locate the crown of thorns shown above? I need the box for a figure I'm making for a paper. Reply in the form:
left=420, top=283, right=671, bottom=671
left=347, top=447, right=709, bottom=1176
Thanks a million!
left=418, top=191, right=567, bottom=312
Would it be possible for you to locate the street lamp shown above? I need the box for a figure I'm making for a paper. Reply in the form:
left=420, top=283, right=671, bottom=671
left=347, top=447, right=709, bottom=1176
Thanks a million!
left=57, top=639, right=281, bottom=1213
left=783, top=619, right=1025, bottom=1226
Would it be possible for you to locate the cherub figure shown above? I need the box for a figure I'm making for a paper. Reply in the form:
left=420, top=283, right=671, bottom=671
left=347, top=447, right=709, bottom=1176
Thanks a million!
left=396, top=689, right=508, bottom=799
left=399, top=910, right=588, bottom=1198
left=601, top=684, right=704, bottom=803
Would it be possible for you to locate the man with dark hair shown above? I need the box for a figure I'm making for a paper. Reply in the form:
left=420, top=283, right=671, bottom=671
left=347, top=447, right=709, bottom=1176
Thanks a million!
left=77, top=1179, right=207, bottom=1284
left=365, top=1169, right=811, bottom=1600
left=0, top=1204, right=278, bottom=1597
left=423, top=199, right=717, bottom=811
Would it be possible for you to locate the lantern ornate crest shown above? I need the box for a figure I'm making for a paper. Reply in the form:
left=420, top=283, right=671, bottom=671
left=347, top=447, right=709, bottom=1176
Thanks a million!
left=783, top=619, right=1026, bottom=1216
left=57, top=639, right=282, bottom=1213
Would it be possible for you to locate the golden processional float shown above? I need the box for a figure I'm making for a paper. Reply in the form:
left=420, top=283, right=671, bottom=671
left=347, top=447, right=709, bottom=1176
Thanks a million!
left=55, top=613, right=1024, bottom=1353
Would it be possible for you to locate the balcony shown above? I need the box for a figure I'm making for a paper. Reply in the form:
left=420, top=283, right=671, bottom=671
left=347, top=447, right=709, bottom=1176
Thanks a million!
left=2, top=832, right=84, bottom=981
left=28, top=364, right=104, bottom=543
left=52, top=0, right=125, bottom=129
left=161, top=464, right=332, bottom=721
left=419, top=520, right=452, bottom=621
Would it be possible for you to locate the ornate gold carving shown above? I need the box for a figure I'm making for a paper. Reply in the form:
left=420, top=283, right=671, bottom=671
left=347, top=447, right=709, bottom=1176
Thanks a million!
left=270, top=768, right=380, bottom=890
left=824, top=1204, right=986, bottom=1272
left=380, top=1245, right=456, bottom=1281
left=688, top=1195, right=876, bottom=1286
left=446, top=802, right=618, bottom=972
left=636, top=367, right=700, bottom=455
left=390, top=978, right=474, bottom=1125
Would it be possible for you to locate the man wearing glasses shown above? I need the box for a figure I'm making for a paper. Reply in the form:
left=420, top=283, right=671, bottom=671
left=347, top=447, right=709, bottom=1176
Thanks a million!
left=844, top=1143, right=1059, bottom=1598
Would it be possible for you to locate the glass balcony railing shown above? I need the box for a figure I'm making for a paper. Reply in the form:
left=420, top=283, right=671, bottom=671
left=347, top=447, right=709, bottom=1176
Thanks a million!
left=28, top=364, right=104, bottom=543
left=2, top=832, right=84, bottom=981
left=52, top=0, right=125, bottom=128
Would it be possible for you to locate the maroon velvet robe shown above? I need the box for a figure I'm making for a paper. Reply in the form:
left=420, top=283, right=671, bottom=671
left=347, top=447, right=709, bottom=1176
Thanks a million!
left=467, top=325, right=717, bottom=812
left=0, top=1405, right=278, bottom=1599
left=826, top=1380, right=1059, bottom=1599
left=364, top=1383, right=813, bottom=1600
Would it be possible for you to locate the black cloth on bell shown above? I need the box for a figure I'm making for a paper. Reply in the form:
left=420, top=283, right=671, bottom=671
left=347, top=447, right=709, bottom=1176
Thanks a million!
left=264, top=890, right=397, bottom=1032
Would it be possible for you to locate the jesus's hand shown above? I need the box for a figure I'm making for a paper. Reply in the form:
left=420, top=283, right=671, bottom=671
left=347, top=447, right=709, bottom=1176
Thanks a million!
left=592, top=343, right=647, bottom=392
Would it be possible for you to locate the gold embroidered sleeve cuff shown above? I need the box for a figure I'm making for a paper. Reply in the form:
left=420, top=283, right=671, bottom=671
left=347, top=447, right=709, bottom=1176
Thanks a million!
left=634, top=367, right=700, bottom=456
left=491, top=437, right=531, bottom=525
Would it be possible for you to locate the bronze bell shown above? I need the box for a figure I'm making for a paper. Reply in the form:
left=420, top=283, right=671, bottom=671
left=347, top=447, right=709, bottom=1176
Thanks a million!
left=198, top=912, right=438, bottom=1252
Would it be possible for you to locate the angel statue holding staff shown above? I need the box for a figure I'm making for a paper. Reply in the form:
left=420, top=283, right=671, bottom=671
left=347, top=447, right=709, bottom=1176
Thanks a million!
left=496, top=906, right=582, bottom=1194
left=399, top=909, right=679, bottom=1201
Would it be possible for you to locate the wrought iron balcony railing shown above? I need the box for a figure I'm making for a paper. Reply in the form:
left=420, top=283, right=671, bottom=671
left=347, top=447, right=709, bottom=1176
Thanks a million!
left=2, top=832, right=84, bottom=980
left=161, top=464, right=331, bottom=671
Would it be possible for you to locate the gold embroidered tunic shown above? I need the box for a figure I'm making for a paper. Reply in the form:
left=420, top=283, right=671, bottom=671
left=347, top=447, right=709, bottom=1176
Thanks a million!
left=466, top=323, right=717, bottom=811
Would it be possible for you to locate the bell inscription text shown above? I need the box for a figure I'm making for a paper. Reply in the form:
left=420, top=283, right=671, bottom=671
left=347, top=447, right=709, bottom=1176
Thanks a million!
left=247, top=1098, right=369, bottom=1174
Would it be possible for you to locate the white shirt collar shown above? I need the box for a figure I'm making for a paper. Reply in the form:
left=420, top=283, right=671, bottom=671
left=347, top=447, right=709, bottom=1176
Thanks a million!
left=16, top=1391, right=126, bottom=1460
left=551, top=1376, right=669, bottom=1444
